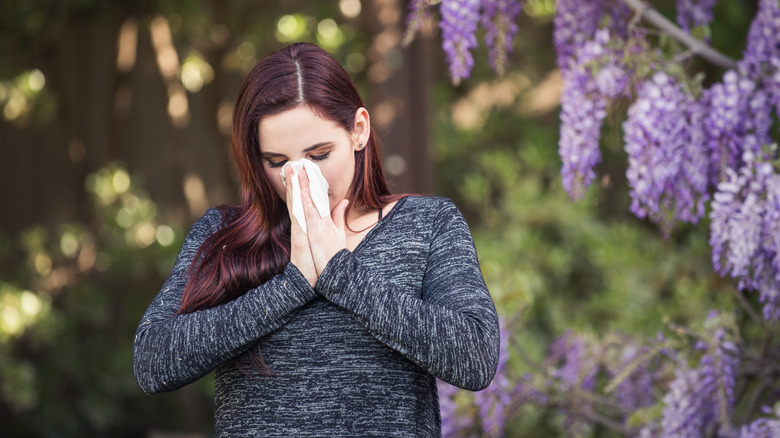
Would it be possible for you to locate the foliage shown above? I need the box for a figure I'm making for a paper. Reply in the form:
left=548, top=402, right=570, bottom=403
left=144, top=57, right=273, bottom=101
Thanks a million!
left=0, top=164, right=216, bottom=437
left=0, top=0, right=373, bottom=434
left=414, top=0, right=780, bottom=436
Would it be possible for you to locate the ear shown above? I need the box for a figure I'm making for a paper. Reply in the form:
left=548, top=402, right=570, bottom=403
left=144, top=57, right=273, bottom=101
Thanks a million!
left=352, top=107, right=370, bottom=151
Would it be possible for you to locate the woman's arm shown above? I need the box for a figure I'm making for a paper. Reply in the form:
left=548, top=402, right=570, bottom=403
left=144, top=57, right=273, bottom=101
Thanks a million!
left=132, top=208, right=316, bottom=394
left=315, top=200, right=500, bottom=391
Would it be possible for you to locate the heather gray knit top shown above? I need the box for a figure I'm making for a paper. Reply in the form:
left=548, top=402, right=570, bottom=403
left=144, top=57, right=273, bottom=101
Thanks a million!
left=133, top=195, right=500, bottom=437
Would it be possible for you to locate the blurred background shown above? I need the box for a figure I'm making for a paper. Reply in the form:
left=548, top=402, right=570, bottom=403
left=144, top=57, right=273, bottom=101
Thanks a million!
left=0, top=0, right=754, bottom=436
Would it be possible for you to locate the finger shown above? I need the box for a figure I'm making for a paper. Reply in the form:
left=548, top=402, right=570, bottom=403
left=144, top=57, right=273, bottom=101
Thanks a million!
left=284, top=166, right=295, bottom=212
left=283, top=166, right=307, bottom=235
left=300, top=183, right=321, bottom=227
left=298, top=168, right=322, bottom=222
left=298, top=166, right=311, bottom=192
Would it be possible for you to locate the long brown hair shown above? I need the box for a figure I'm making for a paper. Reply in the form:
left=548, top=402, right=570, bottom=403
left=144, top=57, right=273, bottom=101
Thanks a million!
left=176, top=43, right=397, bottom=369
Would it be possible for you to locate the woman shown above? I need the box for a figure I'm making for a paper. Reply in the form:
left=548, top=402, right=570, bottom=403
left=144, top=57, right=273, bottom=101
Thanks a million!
left=133, top=42, right=499, bottom=437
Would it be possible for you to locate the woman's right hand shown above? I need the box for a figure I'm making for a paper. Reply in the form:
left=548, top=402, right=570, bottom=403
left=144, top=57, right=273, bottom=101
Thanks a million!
left=284, top=166, right=318, bottom=288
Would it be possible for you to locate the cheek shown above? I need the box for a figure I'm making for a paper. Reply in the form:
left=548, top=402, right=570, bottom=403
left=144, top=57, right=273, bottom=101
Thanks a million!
left=321, top=166, right=353, bottom=197
left=264, top=168, right=285, bottom=199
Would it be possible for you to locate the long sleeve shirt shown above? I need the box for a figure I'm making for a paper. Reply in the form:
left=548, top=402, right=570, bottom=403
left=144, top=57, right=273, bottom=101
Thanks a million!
left=133, top=195, right=500, bottom=437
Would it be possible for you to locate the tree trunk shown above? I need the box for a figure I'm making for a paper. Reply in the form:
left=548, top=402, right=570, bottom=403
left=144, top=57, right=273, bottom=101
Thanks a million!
left=364, top=0, right=435, bottom=195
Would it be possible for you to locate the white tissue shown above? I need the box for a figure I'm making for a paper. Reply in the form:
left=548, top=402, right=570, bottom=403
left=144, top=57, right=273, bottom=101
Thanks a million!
left=280, top=158, right=330, bottom=233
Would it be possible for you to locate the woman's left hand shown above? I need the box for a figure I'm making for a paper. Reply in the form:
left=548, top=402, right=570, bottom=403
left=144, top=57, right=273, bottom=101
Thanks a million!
left=298, top=167, right=349, bottom=275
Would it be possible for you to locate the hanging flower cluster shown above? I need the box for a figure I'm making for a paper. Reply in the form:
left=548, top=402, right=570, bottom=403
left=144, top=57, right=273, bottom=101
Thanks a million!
left=410, top=0, right=780, bottom=435
left=675, top=0, right=717, bottom=33
left=623, top=72, right=709, bottom=234
left=558, top=27, right=632, bottom=200
left=710, top=154, right=780, bottom=320
left=439, top=0, right=481, bottom=84
left=467, top=320, right=511, bottom=437
left=639, top=314, right=740, bottom=437
left=554, top=0, right=632, bottom=200
left=481, top=0, right=522, bottom=76
left=437, top=318, right=515, bottom=438
left=404, top=0, right=523, bottom=83
left=554, top=0, right=780, bottom=318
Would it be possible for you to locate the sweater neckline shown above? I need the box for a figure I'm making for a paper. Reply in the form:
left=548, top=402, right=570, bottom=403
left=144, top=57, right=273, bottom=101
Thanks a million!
left=351, top=195, right=411, bottom=254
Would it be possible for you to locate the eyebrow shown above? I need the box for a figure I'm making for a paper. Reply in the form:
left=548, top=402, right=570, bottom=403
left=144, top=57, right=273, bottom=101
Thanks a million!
left=261, top=142, right=333, bottom=158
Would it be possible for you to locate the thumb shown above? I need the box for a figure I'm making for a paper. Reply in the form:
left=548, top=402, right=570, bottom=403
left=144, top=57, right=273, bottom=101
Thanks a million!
left=331, top=199, right=349, bottom=230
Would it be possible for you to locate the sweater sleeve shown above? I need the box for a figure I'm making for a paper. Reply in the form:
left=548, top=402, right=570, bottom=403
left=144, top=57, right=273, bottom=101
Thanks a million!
left=133, top=207, right=317, bottom=394
left=315, top=199, right=500, bottom=391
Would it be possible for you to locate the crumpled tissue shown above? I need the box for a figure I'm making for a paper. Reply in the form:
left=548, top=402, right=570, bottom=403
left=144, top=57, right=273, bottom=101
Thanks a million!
left=280, top=158, right=330, bottom=233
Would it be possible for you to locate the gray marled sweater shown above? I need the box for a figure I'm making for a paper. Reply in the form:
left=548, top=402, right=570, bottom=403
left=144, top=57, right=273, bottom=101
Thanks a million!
left=133, top=195, right=500, bottom=437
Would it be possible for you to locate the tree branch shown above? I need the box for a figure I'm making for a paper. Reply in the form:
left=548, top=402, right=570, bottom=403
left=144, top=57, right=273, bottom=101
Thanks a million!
left=620, top=0, right=738, bottom=70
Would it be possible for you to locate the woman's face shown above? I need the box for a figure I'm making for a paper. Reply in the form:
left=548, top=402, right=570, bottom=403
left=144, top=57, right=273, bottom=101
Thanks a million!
left=258, top=105, right=369, bottom=212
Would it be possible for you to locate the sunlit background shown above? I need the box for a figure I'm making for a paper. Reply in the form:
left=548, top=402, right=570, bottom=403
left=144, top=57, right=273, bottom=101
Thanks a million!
left=0, top=0, right=754, bottom=436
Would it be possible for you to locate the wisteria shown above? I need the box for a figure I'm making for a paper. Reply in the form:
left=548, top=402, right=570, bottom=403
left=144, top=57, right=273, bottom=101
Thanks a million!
left=740, top=0, right=780, bottom=131
left=437, top=378, right=472, bottom=437
left=545, top=331, right=599, bottom=434
left=439, top=0, right=481, bottom=84
left=472, top=319, right=512, bottom=438
left=623, top=72, right=709, bottom=233
left=403, top=0, right=433, bottom=44
left=739, top=0, right=780, bottom=81
left=550, top=0, right=635, bottom=200
left=710, top=153, right=780, bottom=320
left=638, top=314, right=740, bottom=437
left=698, top=325, right=740, bottom=436
left=552, top=0, right=607, bottom=70
left=657, top=367, right=709, bottom=437
left=703, top=71, right=771, bottom=183
left=558, top=28, right=629, bottom=200
left=675, top=0, right=717, bottom=34
left=408, top=0, right=780, bottom=436
left=480, top=0, right=522, bottom=75
left=608, top=342, right=657, bottom=413
left=736, top=405, right=780, bottom=438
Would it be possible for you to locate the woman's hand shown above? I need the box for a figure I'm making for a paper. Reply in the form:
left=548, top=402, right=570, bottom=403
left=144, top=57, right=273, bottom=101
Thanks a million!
left=298, top=167, right=348, bottom=275
left=284, top=166, right=318, bottom=288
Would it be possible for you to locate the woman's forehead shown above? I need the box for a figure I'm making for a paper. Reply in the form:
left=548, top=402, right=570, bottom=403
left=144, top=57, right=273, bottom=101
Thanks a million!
left=259, top=107, right=348, bottom=153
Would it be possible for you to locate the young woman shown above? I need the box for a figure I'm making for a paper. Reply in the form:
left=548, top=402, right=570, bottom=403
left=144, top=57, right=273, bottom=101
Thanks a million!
left=133, top=42, right=499, bottom=437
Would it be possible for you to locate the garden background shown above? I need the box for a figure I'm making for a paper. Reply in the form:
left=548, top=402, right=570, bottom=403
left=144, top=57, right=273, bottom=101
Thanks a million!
left=0, top=0, right=775, bottom=437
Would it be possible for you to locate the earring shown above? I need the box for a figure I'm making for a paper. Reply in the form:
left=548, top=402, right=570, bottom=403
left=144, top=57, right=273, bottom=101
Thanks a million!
left=356, top=142, right=364, bottom=150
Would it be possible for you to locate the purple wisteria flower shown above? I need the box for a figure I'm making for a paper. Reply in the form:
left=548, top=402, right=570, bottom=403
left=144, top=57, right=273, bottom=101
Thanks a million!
left=559, top=29, right=629, bottom=201
left=740, top=0, right=780, bottom=80
left=703, top=70, right=773, bottom=184
left=554, top=0, right=630, bottom=70
left=553, top=0, right=606, bottom=70
left=622, top=72, right=709, bottom=234
left=737, top=405, right=780, bottom=438
left=655, top=317, right=740, bottom=437
left=710, top=153, right=780, bottom=321
left=546, top=331, right=599, bottom=434
left=609, top=342, right=657, bottom=413
left=741, top=0, right=780, bottom=123
left=474, top=318, right=512, bottom=438
left=696, top=326, right=740, bottom=436
left=437, top=379, right=473, bottom=437
left=659, top=367, right=708, bottom=437
left=480, top=0, right=522, bottom=75
left=675, top=0, right=716, bottom=33
left=439, top=0, right=481, bottom=84
left=404, top=0, right=433, bottom=44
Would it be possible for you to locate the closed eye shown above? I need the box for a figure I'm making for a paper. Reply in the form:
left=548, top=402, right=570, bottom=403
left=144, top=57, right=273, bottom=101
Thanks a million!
left=309, top=152, right=330, bottom=161
left=266, top=159, right=287, bottom=168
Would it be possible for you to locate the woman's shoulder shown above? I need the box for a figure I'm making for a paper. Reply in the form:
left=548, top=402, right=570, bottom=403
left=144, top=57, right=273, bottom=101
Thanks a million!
left=189, top=205, right=240, bottom=236
left=391, top=195, right=465, bottom=229
left=396, top=195, right=461, bottom=217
